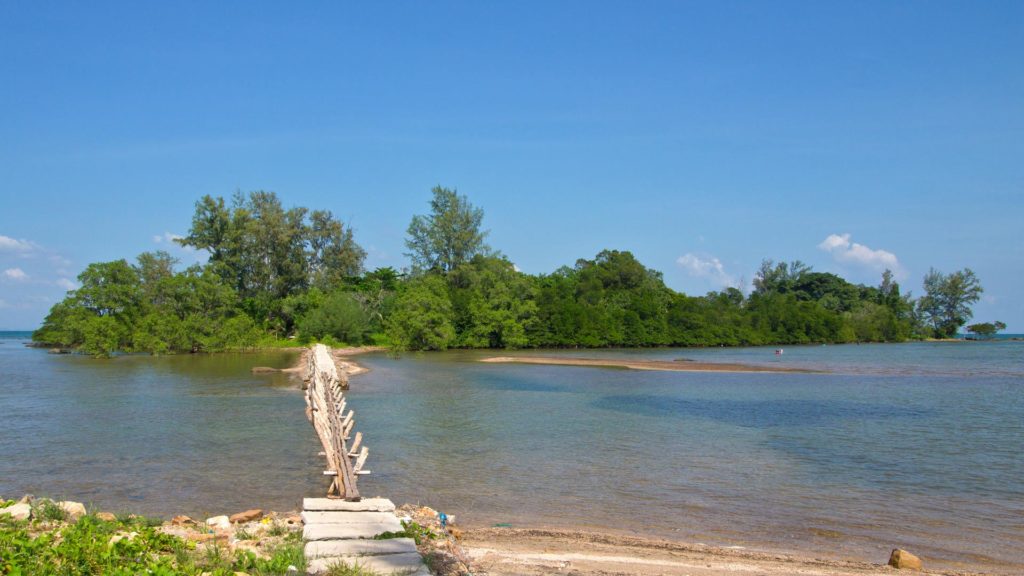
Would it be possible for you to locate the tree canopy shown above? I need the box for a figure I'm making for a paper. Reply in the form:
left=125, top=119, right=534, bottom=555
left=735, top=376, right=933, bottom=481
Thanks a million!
left=405, top=186, right=490, bottom=273
left=917, top=268, right=984, bottom=338
left=34, top=187, right=987, bottom=355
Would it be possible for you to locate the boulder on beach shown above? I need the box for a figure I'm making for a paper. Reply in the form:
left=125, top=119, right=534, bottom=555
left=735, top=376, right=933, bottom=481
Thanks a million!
left=230, top=509, right=263, bottom=524
left=96, top=512, right=117, bottom=522
left=59, top=501, right=87, bottom=521
left=206, top=515, right=231, bottom=530
left=0, top=502, right=31, bottom=521
left=171, top=515, right=195, bottom=526
left=889, top=548, right=922, bottom=570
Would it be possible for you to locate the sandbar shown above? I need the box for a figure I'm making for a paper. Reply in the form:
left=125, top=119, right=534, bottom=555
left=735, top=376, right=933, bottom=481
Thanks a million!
left=480, top=355, right=817, bottom=373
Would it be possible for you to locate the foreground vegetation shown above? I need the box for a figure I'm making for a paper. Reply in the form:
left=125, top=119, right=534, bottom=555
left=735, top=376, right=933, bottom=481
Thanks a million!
left=0, top=507, right=303, bottom=576
left=33, top=187, right=994, bottom=355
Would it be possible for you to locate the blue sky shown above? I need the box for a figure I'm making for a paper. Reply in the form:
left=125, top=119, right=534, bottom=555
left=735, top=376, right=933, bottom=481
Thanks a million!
left=1, top=1, right=1021, bottom=331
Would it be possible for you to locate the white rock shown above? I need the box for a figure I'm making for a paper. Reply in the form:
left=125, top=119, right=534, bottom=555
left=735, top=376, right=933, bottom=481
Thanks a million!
left=206, top=515, right=231, bottom=530
left=59, top=501, right=87, bottom=521
left=109, top=531, right=139, bottom=545
left=0, top=502, right=31, bottom=521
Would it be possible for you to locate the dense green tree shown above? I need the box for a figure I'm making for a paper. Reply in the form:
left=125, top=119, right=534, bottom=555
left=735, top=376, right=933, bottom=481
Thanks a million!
left=178, top=191, right=365, bottom=327
left=405, top=186, right=490, bottom=273
left=966, top=321, right=1006, bottom=339
left=449, top=256, right=537, bottom=348
left=385, top=275, right=456, bottom=351
left=298, top=291, right=373, bottom=344
left=38, top=188, right=974, bottom=355
left=917, top=268, right=983, bottom=338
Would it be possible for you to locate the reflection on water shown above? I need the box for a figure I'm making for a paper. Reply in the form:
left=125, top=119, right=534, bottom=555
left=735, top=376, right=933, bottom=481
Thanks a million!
left=1, top=335, right=1022, bottom=574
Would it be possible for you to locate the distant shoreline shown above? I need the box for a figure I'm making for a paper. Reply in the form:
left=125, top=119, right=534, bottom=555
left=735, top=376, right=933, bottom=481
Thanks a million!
left=480, top=355, right=818, bottom=373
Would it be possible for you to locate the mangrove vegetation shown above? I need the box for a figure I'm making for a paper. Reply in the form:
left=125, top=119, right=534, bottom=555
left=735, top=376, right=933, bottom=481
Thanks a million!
left=33, top=187, right=985, bottom=355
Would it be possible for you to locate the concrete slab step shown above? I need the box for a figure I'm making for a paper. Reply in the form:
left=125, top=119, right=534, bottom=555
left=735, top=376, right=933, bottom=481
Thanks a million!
left=304, top=538, right=417, bottom=558
left=306, top=552, right=424, bottom=575
left=301, top=510, right=403, bottom=526
left=303, top=497, right=395, bottom=512
left=303, top=521, right=403, bottom=541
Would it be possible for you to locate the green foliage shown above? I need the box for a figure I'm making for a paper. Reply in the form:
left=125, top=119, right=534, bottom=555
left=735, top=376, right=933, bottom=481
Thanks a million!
left=33, top=188, right=960, bottom=354
left=966, top=320, right=1006, bottom=339
left=917, top=267, right=984, bottom=338
left=177, top=191, right=366, bottom=327
left=31, top=499, right=67, bottom=523
left=374, top=520, right=437, bottom=546
left=0, top=511, right=305, bottom=576
left=386, top=275, right=456, bottom=351
left=322, top=560, right=386, bottom=576
left=405, top=186, right=490, bottom=273
left=297, top=291, right=373, bottom=344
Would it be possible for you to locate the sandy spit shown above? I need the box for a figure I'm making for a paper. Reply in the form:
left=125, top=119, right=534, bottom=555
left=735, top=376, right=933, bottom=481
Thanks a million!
left=480, top=355, right=818, bottom=373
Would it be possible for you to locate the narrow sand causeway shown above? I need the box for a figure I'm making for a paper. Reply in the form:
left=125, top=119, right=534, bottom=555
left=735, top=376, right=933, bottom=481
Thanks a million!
left=480, top=355, right=818, bottom=373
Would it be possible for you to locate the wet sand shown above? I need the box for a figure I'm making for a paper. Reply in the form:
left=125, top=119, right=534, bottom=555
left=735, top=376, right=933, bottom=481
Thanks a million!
left=480, top=355, right=818, bottom=373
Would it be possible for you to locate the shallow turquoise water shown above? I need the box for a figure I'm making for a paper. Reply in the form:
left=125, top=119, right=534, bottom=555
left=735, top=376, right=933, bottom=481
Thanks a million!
left=1, top=333, right=1022, bottom=573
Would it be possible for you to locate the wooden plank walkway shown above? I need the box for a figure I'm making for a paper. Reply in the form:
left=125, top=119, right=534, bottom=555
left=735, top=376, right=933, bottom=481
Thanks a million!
left=302, top=346, right=427, bottom=575
left=303, top=498, right=428, bottom=576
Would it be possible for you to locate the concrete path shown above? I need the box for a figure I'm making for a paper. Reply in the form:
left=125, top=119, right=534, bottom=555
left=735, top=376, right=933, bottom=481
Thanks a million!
left=303, top=498, right=428, bottom=576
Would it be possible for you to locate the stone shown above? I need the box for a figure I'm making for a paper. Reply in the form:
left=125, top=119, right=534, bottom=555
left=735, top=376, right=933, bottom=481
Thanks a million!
left=230, top=509, right=263, bottom=524
left=306, top=553, right=424, bottom=575
left=96, top=512, right=117, bottom=522
left=303, top=497, right=395, bottom=512
left=186, top=532, right=215, bottom=543
left=206, top=515, right=231, bottom=530
left=304, top=538, right=417, bottom=558
left=0, top=502, right=31, bottom=521
left=889, top=548, right=923, bottom=570
left=300, top=511, right=401, bottom=526
left=59, top=501, right=87, bottom=521
left=303, top=521, right=403, bottom=541
left=17, top=494, right=33, bottom=505
left=109, top=531, right=139, bottom=545
left=284, top=514, right=302, bottom=526
left=171, top=515, right=195, bottom=525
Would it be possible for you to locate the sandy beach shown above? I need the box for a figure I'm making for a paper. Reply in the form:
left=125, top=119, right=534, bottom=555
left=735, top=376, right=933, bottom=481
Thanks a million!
left=455, top=527, right=983, bottom=576
left=480, top=355, right=818, bottom=373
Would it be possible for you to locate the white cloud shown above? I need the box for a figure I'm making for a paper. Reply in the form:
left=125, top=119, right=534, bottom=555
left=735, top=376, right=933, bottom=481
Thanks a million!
left=677, top=253, right=738, bottom=288
left=153, top=231, right=195, bottom=253
left=818, top=233, right=902, bottom=276
left=56, top=278, right=78, bottom=291
left=0, top=235, right=36, bottom=253
left=153, top=232, right=184, bottom=244
left=3, top=268, right=28, bottom=281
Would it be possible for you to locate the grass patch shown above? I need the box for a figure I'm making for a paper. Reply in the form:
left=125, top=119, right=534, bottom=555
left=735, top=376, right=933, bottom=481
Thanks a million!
left=31, top=499, right=67, bottom=523
left=0, top=511, right=305, bottom=575
left=323, top=559, right=385, bottom=576
left=373, top=520, right=437, bottom=545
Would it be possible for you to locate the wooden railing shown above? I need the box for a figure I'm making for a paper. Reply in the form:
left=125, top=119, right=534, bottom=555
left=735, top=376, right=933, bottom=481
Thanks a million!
left=304, top=344, right=369, bottom=500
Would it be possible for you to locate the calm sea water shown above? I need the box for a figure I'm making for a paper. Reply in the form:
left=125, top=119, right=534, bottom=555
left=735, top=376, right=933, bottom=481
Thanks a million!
left=2, top=332, right=1022, bottom=573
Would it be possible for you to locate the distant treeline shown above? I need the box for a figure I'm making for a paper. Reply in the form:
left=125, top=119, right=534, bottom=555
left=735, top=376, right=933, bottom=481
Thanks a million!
left=34, top=188, right=988, bottom=356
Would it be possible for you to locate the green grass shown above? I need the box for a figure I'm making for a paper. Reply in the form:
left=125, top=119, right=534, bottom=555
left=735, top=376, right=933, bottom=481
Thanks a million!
left=31, top=499, right=66, bottom=523
left=0, top=512, right=305, bottom=576
left=322, top=559, right=386, bottom=576
left=373, top=520, right=437, bottom=545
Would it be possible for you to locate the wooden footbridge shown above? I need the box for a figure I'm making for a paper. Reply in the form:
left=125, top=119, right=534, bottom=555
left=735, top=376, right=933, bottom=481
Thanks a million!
left=303, top=344, right=427, bottom=575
